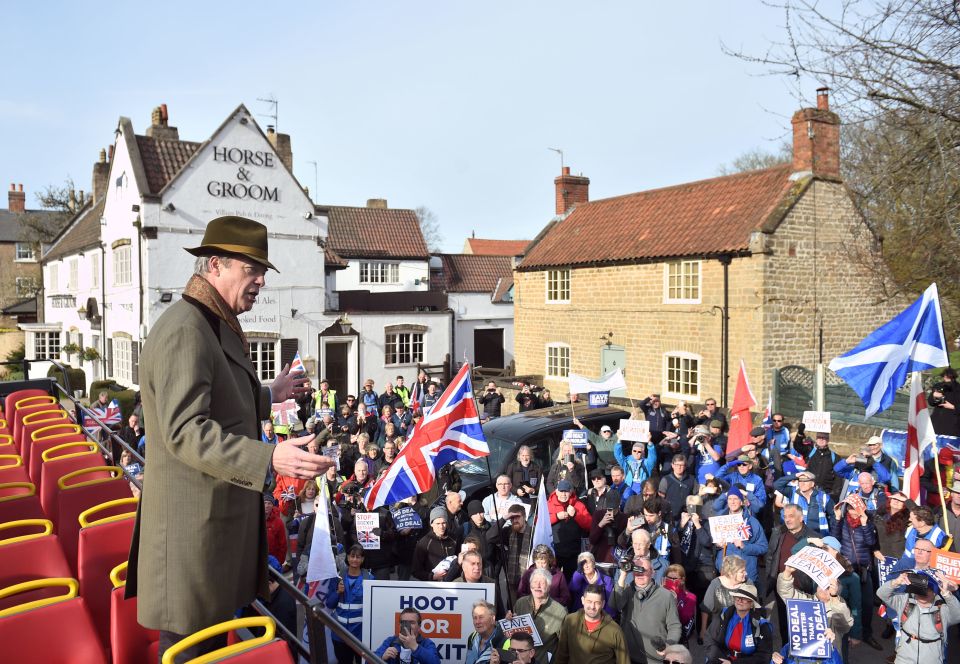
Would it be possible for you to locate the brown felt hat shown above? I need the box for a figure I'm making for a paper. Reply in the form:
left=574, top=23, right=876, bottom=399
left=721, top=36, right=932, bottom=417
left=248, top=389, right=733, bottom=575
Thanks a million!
left=186, top=216, right=277, bottom=271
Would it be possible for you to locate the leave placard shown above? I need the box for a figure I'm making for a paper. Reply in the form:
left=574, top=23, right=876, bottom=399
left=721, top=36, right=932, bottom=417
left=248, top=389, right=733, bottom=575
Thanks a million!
left=618, top=419, right=650, bottom=442
left=786, top=546, right=845, bottom=588
left=497, top=613, right=543, bottom=646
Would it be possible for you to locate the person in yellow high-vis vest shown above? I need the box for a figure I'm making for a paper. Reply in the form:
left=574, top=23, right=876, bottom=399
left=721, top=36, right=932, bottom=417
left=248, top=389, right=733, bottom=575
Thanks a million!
left=314, top=378, right=338, bottom=413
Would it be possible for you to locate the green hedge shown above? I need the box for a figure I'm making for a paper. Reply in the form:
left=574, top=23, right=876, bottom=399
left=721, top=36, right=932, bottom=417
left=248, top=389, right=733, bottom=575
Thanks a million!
left=88, top=380, right=136, bottom=420
left=47, top=365, right=87, bottom=398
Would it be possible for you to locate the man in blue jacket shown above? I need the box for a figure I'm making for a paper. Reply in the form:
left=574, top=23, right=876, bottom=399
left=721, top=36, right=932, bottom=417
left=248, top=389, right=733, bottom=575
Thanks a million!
left=374, top=607, right=441, bottom=664
left=712, top=486, right=768, bottom=585
left=717, top=454, right=766, bottom=516
left=773, top=470, right=836, bottom=536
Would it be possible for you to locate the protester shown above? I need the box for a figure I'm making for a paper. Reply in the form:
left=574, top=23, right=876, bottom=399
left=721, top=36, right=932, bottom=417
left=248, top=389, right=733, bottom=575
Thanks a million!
left=324, top=545, right=372, bottom=664
left=589, top=488, right=628, bottom=564
left=944, top=479, right=960, bottom=553
left=585, top=468, right=613, bottom=513
left=263, top=493, right=287, bottom=566
left=764, top=503, right=815, bottom=644
left=876, top=569, right=960, bottom=664
left=506, top=446, right=543, bottom=504
left=483, top=475, right=525, bottom=522
left=700, top=555, right=747, bottom=645
left=464, top=600, right=507, bottom=664
left=412, top=506, right=458, bottom=581
left=711, top=486, right=768, bottom=584
left=511, top=568, right=568, bottom=664
left=546, top=442, right=586, bottom=496
left=500, top=504, right=535, bottom=607
left=704, top=584, right=773, bottom=664
left=478, top=381, right=506, bottom=419
left=832, top=481, right=882, bottom=650
left=678, top=495, right=717, bottom=607
left=490, top=631, right=536, bottom=664
left=374, top=607, right=441, bottom=664
left=773, top=470, right=836, bottom=536
left=518, top=544, right=571, bottom=607
left=613, top=555, right=681, bottom=664
left=554, top=584, right=629, bottom=664
left=658, top=454, right=698, bottom=527
left=776, top=560, right=852, bottom=654
left=663, top=564, right=697, bottom=646
left=548, top=479, right=592, bottom=579
left=569, top=551, right=616, bottom=618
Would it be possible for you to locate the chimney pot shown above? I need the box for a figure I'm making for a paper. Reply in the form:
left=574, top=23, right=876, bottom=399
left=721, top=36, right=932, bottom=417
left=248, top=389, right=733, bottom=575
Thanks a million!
left=18, top=183, right=23, bottom=192
left=160, top=103, right=169, bottom=124
left=9, top=183, right=14, bottom=191
left=366, top=198, right=388, bottom=209
left=99, top=148, right=107, bottom=163
left=562, top=166, right=570, bottom=175
left=817, top=87, right=830, bottom=111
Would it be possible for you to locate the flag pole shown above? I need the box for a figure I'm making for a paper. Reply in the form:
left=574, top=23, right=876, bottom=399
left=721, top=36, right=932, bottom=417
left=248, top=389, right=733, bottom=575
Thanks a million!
left=932, top=285, right=954, bottom=546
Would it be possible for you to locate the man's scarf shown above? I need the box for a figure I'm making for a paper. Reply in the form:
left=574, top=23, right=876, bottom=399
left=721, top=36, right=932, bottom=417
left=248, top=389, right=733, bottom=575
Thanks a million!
left=183, top=274, right=248, bottom=352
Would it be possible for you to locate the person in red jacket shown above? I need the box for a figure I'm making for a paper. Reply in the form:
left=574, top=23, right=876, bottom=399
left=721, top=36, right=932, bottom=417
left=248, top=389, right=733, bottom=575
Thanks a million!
left=548, top=479, right=592, bottom=580
left=263, top=492, right=288, bottom=566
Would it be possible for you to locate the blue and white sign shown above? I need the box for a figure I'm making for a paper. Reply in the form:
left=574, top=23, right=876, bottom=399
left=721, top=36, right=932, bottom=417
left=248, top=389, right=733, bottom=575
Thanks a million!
left=391, top=505, right=423, bottom=531
left=588, top=391, right=610, bottom=408
left=876, top=555, right=898, bottom=586
left=562, top=429, right=590, bottom=449
left=315, top=408, right=335, bottom=420
left=786, top=599, right=832, bottom=659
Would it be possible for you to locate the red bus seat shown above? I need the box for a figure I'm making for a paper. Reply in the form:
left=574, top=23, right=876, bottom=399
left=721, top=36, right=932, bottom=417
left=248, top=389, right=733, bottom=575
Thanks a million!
left=0, top=578, right=108, bottom=664
left=161, top=617, right=293, bottom=664
left=57, top=470, right=133, bottom=574
left=12, top=401, right=60, bottom=448
left=109, top=561, right=159, bottom=664
left=77, top=501, right=137, bottom=648
left=19, top=409, right=68, bottom=465
left=3, top=390, right=49, bottom=425
left=0, top=482, right=46, bottom=524
left=29, top=431, right=86, bottom=485
left=0, top=433, right=13, bottom=450
left=0, top=454, right=29, bottom=485
left=0, top=519, right=73, bottom=612
left=38, top=443, right=106, bottom=527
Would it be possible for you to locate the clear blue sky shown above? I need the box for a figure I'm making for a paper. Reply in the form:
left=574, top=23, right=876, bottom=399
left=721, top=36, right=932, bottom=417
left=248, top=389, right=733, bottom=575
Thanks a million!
left=1, top=2, right=820, bottom=252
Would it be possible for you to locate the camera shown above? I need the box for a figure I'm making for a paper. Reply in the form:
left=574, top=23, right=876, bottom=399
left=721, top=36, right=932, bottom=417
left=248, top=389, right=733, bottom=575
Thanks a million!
left=904, top=572, right=933, bottom=596
left=929, top=388, right=946, bottom=406
left=685, top=503, right=702, bottom=516
left=618, top=558, right=635, bottom=573
left=565, top=454, right=576, bottom=464
left=852, top=456, right=874, bottom=471
left=341, top=481, right=362, bottom=497
left=499, top=650, right=519, bottom=663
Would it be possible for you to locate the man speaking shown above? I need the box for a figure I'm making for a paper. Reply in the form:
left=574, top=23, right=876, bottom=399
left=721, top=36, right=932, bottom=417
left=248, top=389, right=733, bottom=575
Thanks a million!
left=126, top=216, right=334, bottom=662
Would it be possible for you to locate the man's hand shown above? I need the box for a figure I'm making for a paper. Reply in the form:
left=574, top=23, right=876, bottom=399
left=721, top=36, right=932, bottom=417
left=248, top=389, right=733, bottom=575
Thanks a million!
left=271, top=436, right=335, bottom=480
left=432, top=571, right=445, bottom=581
left=490, top=649, right=501, bottom=664
left=733, top=539, right=744, bottom=549
left=270, top=364, right=311, bottom=402
left=691, top=513, right=702, bottom=528
left=600, top=511, right=614, bottom=527
left=572, top=416, right=583, bottom=429
left=566, top=505, right=576, bottom=517
left=398, top=630, right=418, bottom=650
left=557, top=510, right=569, bottom=520
left=382, top=646, right=399, bottom=660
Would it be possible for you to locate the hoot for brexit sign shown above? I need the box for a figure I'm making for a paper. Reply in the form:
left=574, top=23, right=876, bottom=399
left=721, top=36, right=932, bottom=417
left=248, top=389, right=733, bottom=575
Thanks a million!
left=362, top=580, right=495, bottom=663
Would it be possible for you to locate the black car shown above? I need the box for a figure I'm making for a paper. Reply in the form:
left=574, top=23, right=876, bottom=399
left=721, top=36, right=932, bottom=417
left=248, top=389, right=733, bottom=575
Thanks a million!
left=453, top=403, right=631, bottom=504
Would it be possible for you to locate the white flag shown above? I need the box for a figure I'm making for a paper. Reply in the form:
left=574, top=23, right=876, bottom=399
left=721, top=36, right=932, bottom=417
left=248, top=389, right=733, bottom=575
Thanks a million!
left=527, top=479, right=554, bottom=567
left=568, top=369, right=626, bottom=395
left=306, top=483, right=339, bottom=583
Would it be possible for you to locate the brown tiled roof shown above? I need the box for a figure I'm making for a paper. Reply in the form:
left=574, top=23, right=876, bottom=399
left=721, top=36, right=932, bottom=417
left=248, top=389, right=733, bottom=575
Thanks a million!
left=324, top=246, right=348, bottom=268
left=520, top=164, right=802, bottom=270
left=325, top=206, right=429, bottom=259
left=465, top=238, right=529, bottom=256
left=43, top=197, right=105, bottom=262
left=492, top=275, right=514, bottom=303
left=438, top=254, right=513, bottom=293
left=136, top=135, right=201, bottom=194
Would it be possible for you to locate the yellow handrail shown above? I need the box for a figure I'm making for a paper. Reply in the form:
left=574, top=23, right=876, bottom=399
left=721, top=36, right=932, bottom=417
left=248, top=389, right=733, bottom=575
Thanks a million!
left=0, top=454, right=23, bottom=470
left=0, top=518, right=53, bottom=546
left=22, top=410, right=67, bottom=426
left=41, top=441, right=97, bottom=463
left=78, top=497, right=138, bottom=528
left=14, top=395, right=56, bottom=410
left=109, top=561, right=128, bottom=589
left=0, top=481, right=36, bottom=502
left=31, top=423, right=82, bottom=441
left=160, top=616, right=277, bottom=664
left=58, top=465, right=122, bottom=491
left=0, top=578, right=78, bottom=618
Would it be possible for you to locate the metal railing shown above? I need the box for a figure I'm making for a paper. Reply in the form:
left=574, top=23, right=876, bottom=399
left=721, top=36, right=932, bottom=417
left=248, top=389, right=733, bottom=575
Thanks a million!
left=15, top=363, right=384, bottom=664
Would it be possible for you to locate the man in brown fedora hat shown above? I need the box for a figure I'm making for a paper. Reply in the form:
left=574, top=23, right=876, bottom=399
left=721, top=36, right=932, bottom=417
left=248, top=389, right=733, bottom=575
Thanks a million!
left=126, top=216, right=334, bottom=661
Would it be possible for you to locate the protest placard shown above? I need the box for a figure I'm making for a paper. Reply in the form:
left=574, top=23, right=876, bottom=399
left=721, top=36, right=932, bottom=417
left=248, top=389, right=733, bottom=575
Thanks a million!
left=391, top=505, right=423, bottom=531
left=930, top=549, right=960, bottom=583
left=786, top=546, right=845, bottom=588
left=876, top=555, right=898, bottom=587
left=315, top=408, right=335, bottom=420
left=588, top=392, right=610, bottom=408
left=356, top=512, right=380, bottom=550
left=562, top=429, right=590, bottom=449
left=497, top=614, right=543, bottom=647
left=362, top=580, right=495, bottom=664
left=272, top=399, right=300, bottom=427
left=786, top=599, right=832, bottom=659
left=802, top=411, right=831, bottom=434
left=708, top=514, right=750, bottom=543
left=618, top=419, right=650, bottom=442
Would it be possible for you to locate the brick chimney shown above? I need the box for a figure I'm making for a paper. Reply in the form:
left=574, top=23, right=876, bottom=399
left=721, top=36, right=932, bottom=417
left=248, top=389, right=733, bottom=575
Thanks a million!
left=7, top=183, right=25, bottom=213
left=145, top=103, right=180, bottom=140
left=791, top=88, right=841, bottom=179
left=92, top=148, right=109, bottom=203
left=266, top=125, right=293, bottom=171
left=554, top=166, right=590, bottom=215
left=366, top=198, right=388, bottom=209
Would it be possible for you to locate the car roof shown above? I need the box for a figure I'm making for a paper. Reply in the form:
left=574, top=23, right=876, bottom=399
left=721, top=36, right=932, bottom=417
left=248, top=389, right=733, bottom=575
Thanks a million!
left=482, top=404, right=630, bottom=439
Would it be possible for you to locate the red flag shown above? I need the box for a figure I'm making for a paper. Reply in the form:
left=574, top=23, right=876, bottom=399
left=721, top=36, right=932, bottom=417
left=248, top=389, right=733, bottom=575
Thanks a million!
left=905, top=372, right=935, bottom=502
left=726, top=360, right=757, bottom=459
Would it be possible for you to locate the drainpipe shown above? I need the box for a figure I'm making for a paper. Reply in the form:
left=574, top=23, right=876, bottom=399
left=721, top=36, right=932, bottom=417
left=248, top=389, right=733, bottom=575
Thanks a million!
left=100, top=241, right=107, bottom=379
left=719, top=254, right=732, bottom=409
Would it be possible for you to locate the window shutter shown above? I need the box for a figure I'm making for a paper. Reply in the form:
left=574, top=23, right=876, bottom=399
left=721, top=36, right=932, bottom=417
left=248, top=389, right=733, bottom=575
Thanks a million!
left=280, top=338, right=299, bottom=368
left=107, top=338, right=114, bottom=377
left=132, top=342, right=140, bottom=384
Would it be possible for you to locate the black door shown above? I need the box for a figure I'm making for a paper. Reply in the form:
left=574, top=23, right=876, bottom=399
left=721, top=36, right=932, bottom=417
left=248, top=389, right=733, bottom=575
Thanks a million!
left=473, top=328, right=504, bottom=369
left=324, top=341, right=349, bottom=396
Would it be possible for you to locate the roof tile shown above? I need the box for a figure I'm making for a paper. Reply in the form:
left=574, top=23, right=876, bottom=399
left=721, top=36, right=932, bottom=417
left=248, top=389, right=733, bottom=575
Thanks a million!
left=42, top=197, right=105, bottom=262
left=520, top=164, right=797, bottom=269
left=325, top=206, right=429, bottom=259
left=438, top=254, right=514, bottom=293
left=465, top=238, right=529, bottom=256
left=136, top=135, right=201, bottom=194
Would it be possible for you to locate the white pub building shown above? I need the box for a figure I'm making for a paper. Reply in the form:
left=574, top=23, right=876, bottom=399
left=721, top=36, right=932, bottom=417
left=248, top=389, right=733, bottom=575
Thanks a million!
left=25, top=104, right=455, bottom=398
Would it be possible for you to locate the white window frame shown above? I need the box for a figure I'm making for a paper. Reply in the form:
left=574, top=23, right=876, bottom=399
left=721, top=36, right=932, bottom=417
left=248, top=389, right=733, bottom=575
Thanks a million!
left=14, top=243, right=35, bottom=262
left=34, top=331, right=62, bottom=360
left=113, top=245, right=132, bottom=287
left=663, top=260, right=701, bottom=304
left=545, top=269, right=570, bottom=303
left=359, top=261, right=400, bottom=285
left=113, top=337, right=133, bottom=383
left=384, top=330, right=424, bottom=366
left=663, top=351, right=701, bottom=401
left=91, top=253, right=100, bottom=289
left=545, top=343, right=571, bottom=378
left=49, top=264, right=59, bottom=292
left=68, top=259, right=79, bottom=291
left=250, top=339, right=278, bottom=381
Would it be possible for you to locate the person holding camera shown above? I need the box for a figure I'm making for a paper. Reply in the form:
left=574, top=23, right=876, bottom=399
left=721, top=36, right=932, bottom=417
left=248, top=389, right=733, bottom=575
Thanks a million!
left=833, top=448, right=892, bottom=500
left=546, top=443, right=586, bottom=496
left=569, top=551, right=616, bottom=618
left=548, top=480, right=592, bottom=580
left=659, top=454, right=699, bottom=529
left=374, top=607, right=442, bottom=664
left=490, top=631, right=536, bottom=664
left=613, top=555, right=681, bottom=664
left=876, top=568, right=960, bottom=664
left=678, top=495, right=717, bottom=604
left=773, top=470, right=836, bottom=536
left=479, top=381, right=506, bottom=419
left=711, top=486, right=768, bottom=586
left=929, top=367, right=960, bottom=437
left=516, top=383, right=541, bottom=412
left=688, top=425, right=724, bottom=484
left=696, top=398, right=727, bottom=433
left=506, top=446, right=543, bottom=506
left=589, top=488, right=628, bottom=563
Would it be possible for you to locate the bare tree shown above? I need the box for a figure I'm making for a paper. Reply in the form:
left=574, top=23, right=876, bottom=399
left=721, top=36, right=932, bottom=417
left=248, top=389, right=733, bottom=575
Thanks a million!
left=717, top=144, right=792, bottom=175
left=414, top=205, right=444, bottom=253
left=18, top=178, right=77, bottom=245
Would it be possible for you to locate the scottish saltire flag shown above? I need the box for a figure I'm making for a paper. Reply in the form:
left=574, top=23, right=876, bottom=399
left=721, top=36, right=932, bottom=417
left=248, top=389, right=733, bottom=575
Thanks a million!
left=527, top=479, right=554, bottom=567
left=364, top=364, right=488, bottom=509
left=289, top=350, right=306, bottom=375
left=829, top=283, right=949, bottom=418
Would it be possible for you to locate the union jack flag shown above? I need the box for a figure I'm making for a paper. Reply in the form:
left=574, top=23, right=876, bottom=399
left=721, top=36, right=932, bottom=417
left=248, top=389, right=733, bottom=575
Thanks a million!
left=736, top=520, right=752, bottom=541
left=83, top=398, right=122, bottom=432
left=409, top=379, right=422, bottom=415
left=289, top=350, right=306, bottom=375
left=357, top=529, right=379, bottom=546
left=364, top=364, right=488, bottom=510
